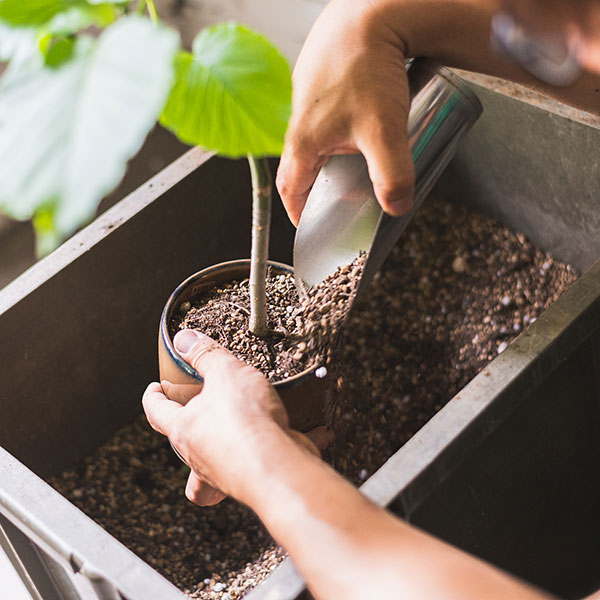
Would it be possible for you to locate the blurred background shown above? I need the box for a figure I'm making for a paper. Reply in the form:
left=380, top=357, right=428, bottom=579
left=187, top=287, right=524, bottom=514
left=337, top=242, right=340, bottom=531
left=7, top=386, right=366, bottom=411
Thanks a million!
left=0, top=0, right=327, bottom=290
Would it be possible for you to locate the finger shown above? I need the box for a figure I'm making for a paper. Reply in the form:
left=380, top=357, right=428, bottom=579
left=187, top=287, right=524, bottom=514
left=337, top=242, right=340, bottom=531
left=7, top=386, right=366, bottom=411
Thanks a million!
left=305, top=425, right=335, bottom=451
left=142, top=382, right=184, bottom=437
left=359, top=121, right=415, bottom=217
left=185, top=471, right=226, bottom=506
left=288, top=430, right=320, bottom=457
left=173, top=329, right=240, bottom=378
left=276, top=146, right=326, bottom=227
left=160, top=380, right=203, bottom=406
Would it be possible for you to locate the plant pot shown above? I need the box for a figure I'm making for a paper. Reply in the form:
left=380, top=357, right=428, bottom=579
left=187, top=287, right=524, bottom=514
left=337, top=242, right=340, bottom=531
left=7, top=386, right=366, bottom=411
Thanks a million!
left=158, top=258, right=327, bottom=434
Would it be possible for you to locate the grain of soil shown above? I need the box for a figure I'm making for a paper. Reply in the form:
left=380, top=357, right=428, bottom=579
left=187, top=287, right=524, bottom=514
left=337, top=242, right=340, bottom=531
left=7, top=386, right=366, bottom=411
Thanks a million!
left=50, top=197, right=577, bottom=599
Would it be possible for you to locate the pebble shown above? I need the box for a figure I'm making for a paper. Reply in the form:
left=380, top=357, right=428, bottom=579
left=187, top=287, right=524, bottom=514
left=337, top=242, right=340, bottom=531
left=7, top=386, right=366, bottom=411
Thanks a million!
left=498, top=341, right=509, bottom=353
left=452, top=256, right=467, bottom=273
left=501, top=295, right=512, bottom=307
left=315, top=366, right=328, bottom=379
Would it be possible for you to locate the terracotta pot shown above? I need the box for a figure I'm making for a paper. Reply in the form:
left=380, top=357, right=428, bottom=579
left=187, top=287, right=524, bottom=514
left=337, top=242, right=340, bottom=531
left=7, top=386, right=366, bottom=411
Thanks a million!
left=159, top=259, right=327, bottom=435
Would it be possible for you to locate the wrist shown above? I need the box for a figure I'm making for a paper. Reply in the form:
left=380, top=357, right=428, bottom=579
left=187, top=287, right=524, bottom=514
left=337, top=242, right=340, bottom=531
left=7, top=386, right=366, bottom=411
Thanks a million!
left=357, top=0, right=500, bottom=64
left=221, top=420, right=300, bottom=504
left=228, top=421, right=327, bottom=510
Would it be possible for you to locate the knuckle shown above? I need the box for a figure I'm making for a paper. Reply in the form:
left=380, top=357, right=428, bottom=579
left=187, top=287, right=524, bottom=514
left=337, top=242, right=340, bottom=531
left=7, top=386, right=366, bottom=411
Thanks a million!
left=169, top=418, right=192, bottom=456
left=275, top=169, right=294, bottom=199
left=285, top=130, right=321, bottom=162
left=188, top=343, right=218, bottom=366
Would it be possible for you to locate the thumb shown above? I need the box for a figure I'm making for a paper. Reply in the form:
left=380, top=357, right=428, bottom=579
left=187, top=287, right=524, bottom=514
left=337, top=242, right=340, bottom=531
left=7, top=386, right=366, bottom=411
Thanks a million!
left=185, top=470, right=226, bottom=506
left=360, top=126, right=415, bottom=217
left=173, top=329, right=239, bottom=378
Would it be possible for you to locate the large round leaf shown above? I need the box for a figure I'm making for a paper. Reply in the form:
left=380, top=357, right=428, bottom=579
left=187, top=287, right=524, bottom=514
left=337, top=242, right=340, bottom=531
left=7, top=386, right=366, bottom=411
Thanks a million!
left=160, top=23, right=291, bottom=158
left=0, top=16, right=178, bottom=240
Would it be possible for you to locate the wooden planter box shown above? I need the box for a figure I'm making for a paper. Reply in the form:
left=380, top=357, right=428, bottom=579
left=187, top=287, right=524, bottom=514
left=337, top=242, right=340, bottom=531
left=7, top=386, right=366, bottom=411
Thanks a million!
left=0, top=78, right=599, bottom=600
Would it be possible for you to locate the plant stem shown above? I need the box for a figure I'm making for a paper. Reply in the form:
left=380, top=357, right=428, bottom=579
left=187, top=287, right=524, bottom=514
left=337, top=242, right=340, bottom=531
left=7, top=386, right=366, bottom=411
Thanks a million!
left=146, top=0, right=158, bottom=23
left=248, top=156, right=272, bottom=337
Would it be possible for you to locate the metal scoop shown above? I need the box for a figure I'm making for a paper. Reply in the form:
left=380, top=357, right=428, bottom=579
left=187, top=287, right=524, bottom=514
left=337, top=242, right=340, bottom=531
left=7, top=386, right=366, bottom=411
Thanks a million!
left=293, top=58, right=483, bottom=300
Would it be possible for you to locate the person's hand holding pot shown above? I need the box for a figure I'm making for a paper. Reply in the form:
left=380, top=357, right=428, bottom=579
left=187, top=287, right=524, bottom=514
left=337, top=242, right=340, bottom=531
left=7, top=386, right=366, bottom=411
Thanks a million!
left=143, top=329, right=332, bottom=506
left=276, top=0, right=415, bottom=226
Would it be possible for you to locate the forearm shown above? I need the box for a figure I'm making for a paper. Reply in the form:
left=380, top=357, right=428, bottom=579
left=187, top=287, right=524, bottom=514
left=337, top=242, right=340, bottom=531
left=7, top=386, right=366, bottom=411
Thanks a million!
left=332, top=0, right=600, bottom=113
left=234, top=423, right=548, bottom=600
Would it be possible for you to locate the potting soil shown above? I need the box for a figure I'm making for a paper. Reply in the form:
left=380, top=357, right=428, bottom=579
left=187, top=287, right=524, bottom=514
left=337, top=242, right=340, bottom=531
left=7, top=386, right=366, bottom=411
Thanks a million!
left=50, top=197, right=577, bottom=599
left=170, top=253, right=367, bottom=382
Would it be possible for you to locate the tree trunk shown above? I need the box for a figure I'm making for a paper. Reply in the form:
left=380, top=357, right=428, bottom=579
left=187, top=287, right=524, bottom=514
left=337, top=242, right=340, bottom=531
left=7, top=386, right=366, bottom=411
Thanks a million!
left=248, top=156, right=271, bottom=337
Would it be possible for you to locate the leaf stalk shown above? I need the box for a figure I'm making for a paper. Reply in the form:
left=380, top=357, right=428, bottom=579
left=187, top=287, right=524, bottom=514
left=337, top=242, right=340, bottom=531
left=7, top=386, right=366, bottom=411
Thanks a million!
left=138, top=0, right=158, bottom=23
left=146, top=0, right=158, bottom=23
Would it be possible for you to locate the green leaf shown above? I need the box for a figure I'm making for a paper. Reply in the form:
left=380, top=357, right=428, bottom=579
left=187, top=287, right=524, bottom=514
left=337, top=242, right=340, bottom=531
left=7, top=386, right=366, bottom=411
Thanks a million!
left=0, top=16, right=179, bottom=241
left=32, top=203, right=62, bottom=256
left=41, top=35, right=76, bottom=68
left=0, top=0, right=81, bottom=27
left=0, top=0, right=123, bottom=28
left=160, top=23, right=292, bottom=158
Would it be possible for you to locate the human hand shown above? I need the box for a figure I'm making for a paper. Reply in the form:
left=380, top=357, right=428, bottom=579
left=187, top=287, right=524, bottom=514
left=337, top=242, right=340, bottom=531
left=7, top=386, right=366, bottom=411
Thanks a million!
left=276, top=0, right=415, bottom=226
left=143, top=329, right=332, bottom=506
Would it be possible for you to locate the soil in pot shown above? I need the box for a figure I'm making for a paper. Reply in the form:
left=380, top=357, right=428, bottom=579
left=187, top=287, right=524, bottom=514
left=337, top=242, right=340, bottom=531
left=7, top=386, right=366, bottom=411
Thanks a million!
left=169, top=255, right=367, bottom=383
left=50, top=196, right=577, bottom=600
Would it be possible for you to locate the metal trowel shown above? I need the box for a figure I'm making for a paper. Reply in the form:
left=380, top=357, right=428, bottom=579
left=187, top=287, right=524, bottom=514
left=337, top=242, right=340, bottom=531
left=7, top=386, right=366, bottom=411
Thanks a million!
left=293, top=58, right=483, bottom=302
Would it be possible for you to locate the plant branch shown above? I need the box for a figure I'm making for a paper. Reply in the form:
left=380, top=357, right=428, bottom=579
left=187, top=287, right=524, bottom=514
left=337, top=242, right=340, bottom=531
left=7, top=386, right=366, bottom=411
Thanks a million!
left=248, top=156, right=272, bottom=337
left=138, top=0, right=158, bottom=23
left=147, top=0, right=158, bottom=23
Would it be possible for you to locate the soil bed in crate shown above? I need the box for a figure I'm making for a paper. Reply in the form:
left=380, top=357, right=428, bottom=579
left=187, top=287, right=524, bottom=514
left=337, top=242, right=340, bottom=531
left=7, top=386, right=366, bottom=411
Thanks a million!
left=50, top=197, right=577, bottom=599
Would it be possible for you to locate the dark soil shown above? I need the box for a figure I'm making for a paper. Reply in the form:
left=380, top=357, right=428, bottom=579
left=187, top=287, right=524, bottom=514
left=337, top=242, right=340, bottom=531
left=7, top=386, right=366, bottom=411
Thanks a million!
left=323, top=200, right=578, bottom=480
left=170, top=255, right=366, bottom=383
left=50, top=197, right=578, bottom=599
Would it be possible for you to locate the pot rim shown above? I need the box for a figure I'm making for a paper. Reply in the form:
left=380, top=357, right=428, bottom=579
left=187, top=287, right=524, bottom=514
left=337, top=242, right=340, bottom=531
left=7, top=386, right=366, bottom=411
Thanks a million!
left=160, top=258, right=318, bottom=389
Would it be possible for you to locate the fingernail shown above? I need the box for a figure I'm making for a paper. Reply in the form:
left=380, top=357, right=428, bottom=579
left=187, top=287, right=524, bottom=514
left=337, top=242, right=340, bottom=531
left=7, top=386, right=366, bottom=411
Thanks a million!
left=174, top=329, right=201, bottom=354
left=388, top=197, right=412, bottom=216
